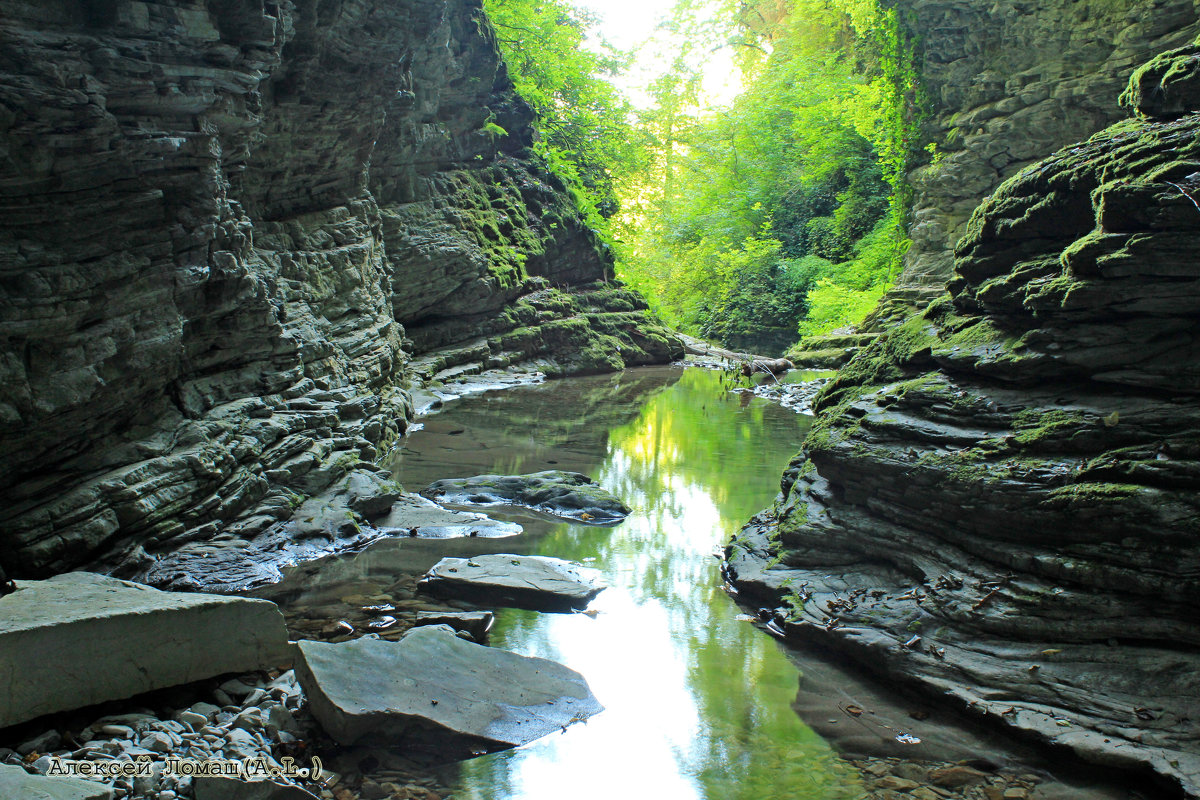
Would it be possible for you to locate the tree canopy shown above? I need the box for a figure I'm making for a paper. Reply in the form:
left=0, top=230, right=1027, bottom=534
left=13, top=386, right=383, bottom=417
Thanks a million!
left=483, top=0, right=923, bottom=354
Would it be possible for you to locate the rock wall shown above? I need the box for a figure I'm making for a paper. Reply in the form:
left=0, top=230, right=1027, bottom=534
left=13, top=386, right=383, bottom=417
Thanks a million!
left=728, top=39, right=1200, bottom=796
left=0, top=0, right=680, bottom=577
left=895, top=0, right=1200, bottom=295
left=786, top=0, right=1200, bottom=367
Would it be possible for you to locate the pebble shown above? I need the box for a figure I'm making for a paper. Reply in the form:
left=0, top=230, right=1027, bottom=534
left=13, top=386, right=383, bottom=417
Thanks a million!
left=187, top=702, right=221, bottom=720
left=100, top=724, right=135, bottom=738
left=141, top=732, right=174, bottom=753
left=177, top=711, right=208, bottom=729
left=218, top=678, right=256, bottom=698
left=0, top=670, right=310, bottom=800
left=877, top=776, right=921, bottom=791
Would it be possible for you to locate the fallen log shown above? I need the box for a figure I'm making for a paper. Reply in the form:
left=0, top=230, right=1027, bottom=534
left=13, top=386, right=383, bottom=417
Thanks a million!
left=678, top=334, right=794, bottom=379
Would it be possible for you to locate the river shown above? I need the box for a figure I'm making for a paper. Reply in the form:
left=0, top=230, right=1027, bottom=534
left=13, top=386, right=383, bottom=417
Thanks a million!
left=256, top=366, right=1129, bottom=800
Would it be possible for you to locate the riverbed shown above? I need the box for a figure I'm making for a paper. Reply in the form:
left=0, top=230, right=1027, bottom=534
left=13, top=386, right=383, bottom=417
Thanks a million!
left=256, top=366, right=1134, bottom=800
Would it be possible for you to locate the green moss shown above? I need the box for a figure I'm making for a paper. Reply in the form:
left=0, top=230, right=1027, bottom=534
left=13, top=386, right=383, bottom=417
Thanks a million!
left=1011, top=408, right=1092, bottom=447
left=1046, top=482, right=1145, bottom=503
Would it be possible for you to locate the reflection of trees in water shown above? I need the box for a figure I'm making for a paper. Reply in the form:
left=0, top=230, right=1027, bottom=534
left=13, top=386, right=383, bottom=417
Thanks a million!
left=601, top=368, right=812, bottom=527
left=445, top=368, right=860, bottom=799
left=437, top=368, right=682, bottom=457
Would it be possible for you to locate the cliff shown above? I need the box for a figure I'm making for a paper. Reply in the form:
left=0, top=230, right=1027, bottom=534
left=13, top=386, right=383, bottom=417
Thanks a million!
left=899, top=0, right=1200, bottom=295
left=0, top=0, right=680, bottom=578
left=728, top=36, right=1200, bottom=796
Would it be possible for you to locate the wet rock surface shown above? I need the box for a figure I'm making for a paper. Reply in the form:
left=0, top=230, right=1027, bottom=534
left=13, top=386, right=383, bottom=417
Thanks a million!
left=728, top=45, right=1200, bottom=797
left=419, top=554, right=606, bottom=612
left=420, top=470, right=630, bottom=523
left=294, top=627, right=602, bottom=754
left=0, top=573, right=290, bottom=729
left=0, top=764, right=116, bottom=800
left=135, top=472, right=520, bottom=594
left=0, top=0, right=679, bottom=582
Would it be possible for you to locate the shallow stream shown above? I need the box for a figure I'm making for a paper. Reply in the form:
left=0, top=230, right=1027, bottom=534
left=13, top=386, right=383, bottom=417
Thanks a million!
left=258, top=366, right=1132, bottom=800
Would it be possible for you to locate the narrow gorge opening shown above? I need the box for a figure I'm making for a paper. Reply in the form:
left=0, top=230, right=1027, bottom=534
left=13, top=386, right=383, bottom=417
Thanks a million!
left=0, top=2, right=1197, bottom=800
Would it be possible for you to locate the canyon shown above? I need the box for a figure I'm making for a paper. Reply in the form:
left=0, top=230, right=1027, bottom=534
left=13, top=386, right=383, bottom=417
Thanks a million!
left=2, top=0, right=1199, bottom=798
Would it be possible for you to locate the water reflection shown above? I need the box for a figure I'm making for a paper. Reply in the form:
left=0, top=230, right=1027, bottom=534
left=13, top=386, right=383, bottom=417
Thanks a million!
left=410, top=368, right=865, bottom=800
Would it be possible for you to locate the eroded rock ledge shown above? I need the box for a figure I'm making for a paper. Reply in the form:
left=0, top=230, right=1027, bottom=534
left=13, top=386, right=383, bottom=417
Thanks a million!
left=0, top=0, right=679, bottom=579
left=728, top=41, right=1200, bottom=797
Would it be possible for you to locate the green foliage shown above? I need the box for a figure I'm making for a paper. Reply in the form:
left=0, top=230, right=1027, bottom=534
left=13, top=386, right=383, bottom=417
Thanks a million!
left=796, top=209, right=908, bottom=337
left=616, top=0, right=923, bottom=352
left=481, top=0, right=925, bottom=351
left=481, top=0, right=643, bottom=235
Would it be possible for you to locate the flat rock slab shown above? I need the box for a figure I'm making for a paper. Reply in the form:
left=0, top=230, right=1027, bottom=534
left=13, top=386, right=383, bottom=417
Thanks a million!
left=294, top=627, right=602, bottom=754
left=376, top=495, right=522, bottom=539
left=0, top=764, right=114, bottom=800
left=419, top=554, right=605, bottom=612
left=0, top=573, right=291, bottom=728
left=194, top=775, right=319, bottom=800
left=421, top=470, right=630, bottom=523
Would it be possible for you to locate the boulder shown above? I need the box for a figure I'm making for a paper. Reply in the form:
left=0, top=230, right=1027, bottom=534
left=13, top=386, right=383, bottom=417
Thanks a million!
left=421, top=470, right=630, bottom=523
left=194, top=775, right=320, bottom=800
left=419, top=554, right=605, bottom=612
left=0, top=764, right=114, bottom=800
left=0, top=573, right=291, bottom=728
left=294, top=627, right=602, bottom=754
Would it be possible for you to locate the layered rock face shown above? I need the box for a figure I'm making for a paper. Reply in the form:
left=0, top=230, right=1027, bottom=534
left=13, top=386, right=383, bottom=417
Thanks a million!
left=787, top=0, right=1200, bottom=366
left=897, top=0, right=1200, bottom=295
left=728, top=42, right=1200, bottom=796
left=0, top=0, right=679, bottom=578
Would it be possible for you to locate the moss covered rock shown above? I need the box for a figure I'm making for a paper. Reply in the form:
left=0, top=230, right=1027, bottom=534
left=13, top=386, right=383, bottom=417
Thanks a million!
left=728, top=43, right=1200, bottom=796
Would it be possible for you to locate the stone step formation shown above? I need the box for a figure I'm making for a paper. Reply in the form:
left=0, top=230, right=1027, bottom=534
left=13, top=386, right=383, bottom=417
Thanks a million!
left=728, top=35, right=1200, bottom=797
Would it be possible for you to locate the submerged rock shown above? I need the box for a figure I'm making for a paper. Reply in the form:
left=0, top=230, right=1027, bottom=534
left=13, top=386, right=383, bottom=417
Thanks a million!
left=727, top=44, right=1200, bottom=796
left=294, top=627, right=602, bottom=753
left=194, top=775, right=320, bottom=800
left=419, top=554, right=606, bottom=612
left=0, top=573, right=290, bottom=729
left=414, top=611, right=496, bottom=642
left=0, top=764, right=114, bottom=800
left=421, top=470, right=630, bottom=523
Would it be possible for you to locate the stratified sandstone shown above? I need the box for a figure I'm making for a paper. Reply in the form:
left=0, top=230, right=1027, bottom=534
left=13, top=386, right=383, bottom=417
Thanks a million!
left=786, top=0, right=1200, bottom=365
left=728, top=40, right=1200, bottom=797
left=898, top=0, right=1200, bottom=294
left=0, top=0, right=679, bottom=579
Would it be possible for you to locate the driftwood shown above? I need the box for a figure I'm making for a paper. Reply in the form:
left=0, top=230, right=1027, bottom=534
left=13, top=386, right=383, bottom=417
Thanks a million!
left=680, top=335, right=794, bottom=381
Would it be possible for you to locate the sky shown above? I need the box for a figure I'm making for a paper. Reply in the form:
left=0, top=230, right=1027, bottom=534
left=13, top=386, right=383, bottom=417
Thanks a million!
left=575, top=0, right=742, bottom=109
